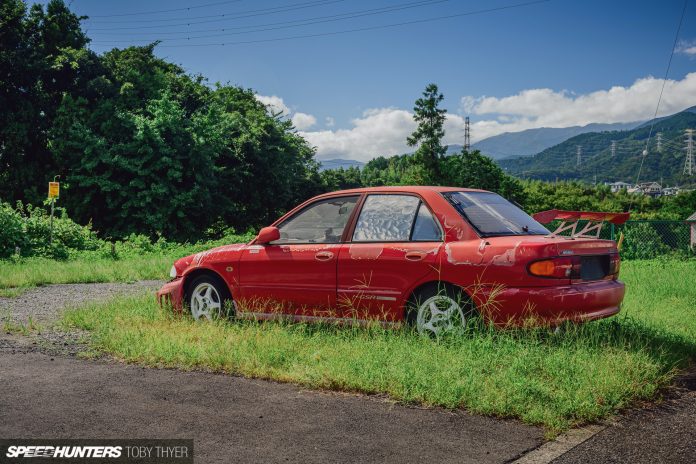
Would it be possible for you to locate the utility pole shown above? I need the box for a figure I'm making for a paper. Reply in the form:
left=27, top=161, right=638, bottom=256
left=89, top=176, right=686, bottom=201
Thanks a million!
left=464, top=116, right=471, bottom=151
left=685, top=129, right=694, bottom=176
left=656, top=132, right=662, bottom=152
left=611, top=140, right=616, bottom=157
left=576, top=145, right=582, bottom=167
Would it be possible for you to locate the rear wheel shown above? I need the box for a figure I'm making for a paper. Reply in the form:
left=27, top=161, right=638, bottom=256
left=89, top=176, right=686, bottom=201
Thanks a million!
left=406, top=283, right=476, bottom=337
left=187, top=275, right=233, bottom=321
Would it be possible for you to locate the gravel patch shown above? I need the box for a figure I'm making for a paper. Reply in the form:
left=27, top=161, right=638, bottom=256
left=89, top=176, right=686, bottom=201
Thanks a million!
left=0, top=280, right=163, bottom=356
left=0, top=280, right=163, bottom=326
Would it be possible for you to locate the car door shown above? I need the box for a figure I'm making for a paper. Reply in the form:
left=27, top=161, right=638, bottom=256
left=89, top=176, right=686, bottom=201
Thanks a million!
left=337, top=194, right=444, bottom=322
left=238, top=195, right=359, bottom=317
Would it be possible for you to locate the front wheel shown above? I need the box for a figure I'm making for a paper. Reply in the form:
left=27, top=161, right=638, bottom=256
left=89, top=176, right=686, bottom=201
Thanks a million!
left=187, top=275, right=233, bottom=321
left=406, top=283, right=476, bottom=337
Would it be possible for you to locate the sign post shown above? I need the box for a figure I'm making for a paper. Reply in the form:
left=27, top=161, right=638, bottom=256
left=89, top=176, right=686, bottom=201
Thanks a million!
left=48, top=177, right=60, bottom=245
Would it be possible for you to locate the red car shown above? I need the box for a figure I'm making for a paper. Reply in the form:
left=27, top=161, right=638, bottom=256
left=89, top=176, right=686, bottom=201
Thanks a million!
left=158, top=186, right=625, bottom=335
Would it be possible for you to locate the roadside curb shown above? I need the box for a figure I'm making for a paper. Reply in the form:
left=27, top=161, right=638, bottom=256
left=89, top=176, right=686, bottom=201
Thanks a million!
left=511, top=423, right=609, bottom=464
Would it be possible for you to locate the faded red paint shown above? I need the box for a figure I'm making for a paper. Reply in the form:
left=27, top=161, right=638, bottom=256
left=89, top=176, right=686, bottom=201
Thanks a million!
left=157, top=186, right=625, bottom=327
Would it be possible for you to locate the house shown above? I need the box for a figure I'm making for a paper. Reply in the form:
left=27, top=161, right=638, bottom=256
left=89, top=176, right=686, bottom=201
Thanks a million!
left=607, top=181, right=633, bottom=193
left=662, top=186, right=681, bottom=196
left=628, top=182, right=663, bottom=197
left=687, top=212, right=696, bottom=250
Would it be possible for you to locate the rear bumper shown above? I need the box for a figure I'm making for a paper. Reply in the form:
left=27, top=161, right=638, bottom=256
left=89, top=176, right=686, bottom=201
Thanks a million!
left=156, top=278, right=185, bottom=312
left=474, top=279, right=625, bottom=327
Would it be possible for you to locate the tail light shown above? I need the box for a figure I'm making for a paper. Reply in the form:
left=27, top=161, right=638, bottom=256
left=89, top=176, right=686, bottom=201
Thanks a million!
left=608, top=253, right=620, bottom=277
left=528, top=254, right=620, bottom=280
left=528, top=257, right=582, bottom=279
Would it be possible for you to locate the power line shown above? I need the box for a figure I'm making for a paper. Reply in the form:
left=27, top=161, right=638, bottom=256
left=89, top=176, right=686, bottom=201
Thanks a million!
left=90, top=0, right=454, bottom=42
left=87, top=0, right=348, bottom=29
left=632, top=0, right=687, bottom=191
left=89, top=0, right=447, bottom=37
left=87, top=0, right=247, bottom=18
left=90, top=0, right=552, bottom=48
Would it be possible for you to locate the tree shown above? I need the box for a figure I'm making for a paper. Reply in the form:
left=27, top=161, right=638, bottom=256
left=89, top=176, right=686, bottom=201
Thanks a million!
left=441, top=149, right=526, bottom=203
left=0, top=0, right=94, bottom=204
left=407, top=83, right=447, bottom=182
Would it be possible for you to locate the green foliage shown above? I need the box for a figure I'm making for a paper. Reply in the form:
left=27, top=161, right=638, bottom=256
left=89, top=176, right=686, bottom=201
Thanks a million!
left=0, top=202, right=25, bottom=258
left=520, top=180, right=696, bottom=220
left=1, top=1, right=321, bottom=242
left=407, top=83, right=447, bottom=182
left=620, top=223, right=672, bottom=260
left=0, top=199, right=101, bottom=259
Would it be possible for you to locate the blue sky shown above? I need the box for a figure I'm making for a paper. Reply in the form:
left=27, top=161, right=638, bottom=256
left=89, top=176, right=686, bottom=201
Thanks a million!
left=41, top=0, right=696, bottom=159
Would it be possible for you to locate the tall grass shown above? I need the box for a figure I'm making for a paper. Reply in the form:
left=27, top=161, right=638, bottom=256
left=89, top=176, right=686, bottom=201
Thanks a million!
left=61, top=260, right=696, bottom=434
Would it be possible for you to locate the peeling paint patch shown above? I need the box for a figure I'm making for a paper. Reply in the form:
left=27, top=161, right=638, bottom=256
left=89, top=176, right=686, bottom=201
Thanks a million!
left=348, top=245, right=383, bottom=260
left=444, top=243, right=479, bottom=265
left=490, top=242, right=522, bottom=267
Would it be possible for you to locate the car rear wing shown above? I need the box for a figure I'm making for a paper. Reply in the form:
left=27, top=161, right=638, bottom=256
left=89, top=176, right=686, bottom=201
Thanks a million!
left=532, top=210, right=630, bottom=239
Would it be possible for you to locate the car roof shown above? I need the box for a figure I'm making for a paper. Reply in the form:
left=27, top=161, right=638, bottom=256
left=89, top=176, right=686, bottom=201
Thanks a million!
left=324, top=186, right=489, bottom=196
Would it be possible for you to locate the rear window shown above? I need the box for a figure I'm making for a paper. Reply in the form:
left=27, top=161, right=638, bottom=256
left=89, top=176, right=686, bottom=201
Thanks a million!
left=443, top=191, right=549, bottom=237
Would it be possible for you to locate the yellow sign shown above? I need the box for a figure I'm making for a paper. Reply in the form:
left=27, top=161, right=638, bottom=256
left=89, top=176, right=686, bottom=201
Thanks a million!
left=48, top=182, right=60, bottom=199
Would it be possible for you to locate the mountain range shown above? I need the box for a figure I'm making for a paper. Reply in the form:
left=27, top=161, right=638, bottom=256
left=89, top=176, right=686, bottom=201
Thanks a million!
left=469, top=121, right=641, bottom=159
left=497, top=106, right=696, bottom=185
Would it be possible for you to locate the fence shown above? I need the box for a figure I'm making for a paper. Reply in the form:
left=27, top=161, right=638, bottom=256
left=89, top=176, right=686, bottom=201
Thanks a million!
left=545, top=220, right=693, bottom=259
left=609, top=221, right=693, bottom=260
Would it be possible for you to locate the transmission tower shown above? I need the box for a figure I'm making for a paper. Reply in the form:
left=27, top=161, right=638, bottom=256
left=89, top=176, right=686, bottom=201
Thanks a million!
left=576, top=145, right=582, bottom=167
left=685, top=129, right=694, bottom=176
left=464, top=117, right=471, bottom=151
left=656, top=132, right=662, bottom=152
left=611, top=140, right=616, bottom=157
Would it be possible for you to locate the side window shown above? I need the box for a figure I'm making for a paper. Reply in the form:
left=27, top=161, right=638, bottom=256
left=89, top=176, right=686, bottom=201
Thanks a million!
left=352, top=195, right=420, bottom=242
left=411, top=204, right=442, bottom=241
left=274, top=196, right=358, bottom=244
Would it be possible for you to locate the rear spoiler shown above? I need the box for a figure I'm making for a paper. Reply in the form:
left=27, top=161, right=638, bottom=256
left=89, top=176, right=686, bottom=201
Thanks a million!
left=532, top=210, right=630, bottom=239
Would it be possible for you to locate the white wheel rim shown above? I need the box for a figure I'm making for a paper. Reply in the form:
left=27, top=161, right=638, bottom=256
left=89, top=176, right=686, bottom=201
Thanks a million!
left=190, top=283, right=222, bottom=321
left=416, top=294, right=465, bottom=336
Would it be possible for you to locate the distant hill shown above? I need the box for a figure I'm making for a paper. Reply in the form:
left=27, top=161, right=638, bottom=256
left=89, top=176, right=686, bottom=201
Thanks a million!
left=318, top=158, right=365, bottom=171
left=497, top=107, right=696, bottom=185
left=471, top=122, right=641, bottom=160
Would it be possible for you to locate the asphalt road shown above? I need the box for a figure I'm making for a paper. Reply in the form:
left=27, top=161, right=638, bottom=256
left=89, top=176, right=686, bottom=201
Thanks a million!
left=551, top=370, right=696, bottom=464
left=0, top=340, right=542, bottom=463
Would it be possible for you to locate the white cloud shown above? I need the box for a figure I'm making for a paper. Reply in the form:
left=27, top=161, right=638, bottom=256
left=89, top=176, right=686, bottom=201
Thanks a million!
left=255, top=94, right=290, bottom=115
left=461, top=73, right=696, bottom=141
left=291, top=112, right=317, bottom=130
left=677, top=40, right=696, bottom=57
left=300, top=108, right=469, bottom=161
left=285, top=73, right=696, bottom=161
left=325, top=116, right=335, bottom=127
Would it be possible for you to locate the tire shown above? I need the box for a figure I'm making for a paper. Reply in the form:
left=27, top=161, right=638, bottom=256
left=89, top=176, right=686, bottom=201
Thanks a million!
left=186, top=274, right=234, bottom=321
left=406, top=283, right=477, bottom=336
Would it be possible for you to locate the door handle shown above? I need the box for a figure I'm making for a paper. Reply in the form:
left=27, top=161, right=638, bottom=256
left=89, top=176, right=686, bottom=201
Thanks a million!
left=315, top=251, right=334, bottom=261
left=405, top=251, right=426, bottom=261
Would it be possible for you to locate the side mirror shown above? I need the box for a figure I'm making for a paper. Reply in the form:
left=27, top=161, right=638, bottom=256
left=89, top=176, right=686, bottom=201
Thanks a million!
left=256, top=226, right=280, bottom=244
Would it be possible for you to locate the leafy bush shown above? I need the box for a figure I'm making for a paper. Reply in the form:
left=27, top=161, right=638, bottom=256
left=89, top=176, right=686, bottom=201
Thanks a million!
left=621, top=223, right=671, bottom=260
left=0, top=202, right=25, bottom=258
left=0, top=200, right=103, bottom=259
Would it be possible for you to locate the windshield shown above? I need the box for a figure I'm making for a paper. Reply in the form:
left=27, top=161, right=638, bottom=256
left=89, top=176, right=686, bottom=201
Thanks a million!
left=443, top=191, right=549, bottom=237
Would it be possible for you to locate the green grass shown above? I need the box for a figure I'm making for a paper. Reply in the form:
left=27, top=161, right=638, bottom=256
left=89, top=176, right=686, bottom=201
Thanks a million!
left=60, top=260, right=696, bottom=435
left=0, top=233, right=255, bottom=290
left=0, top=255, right=174, bottom=289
